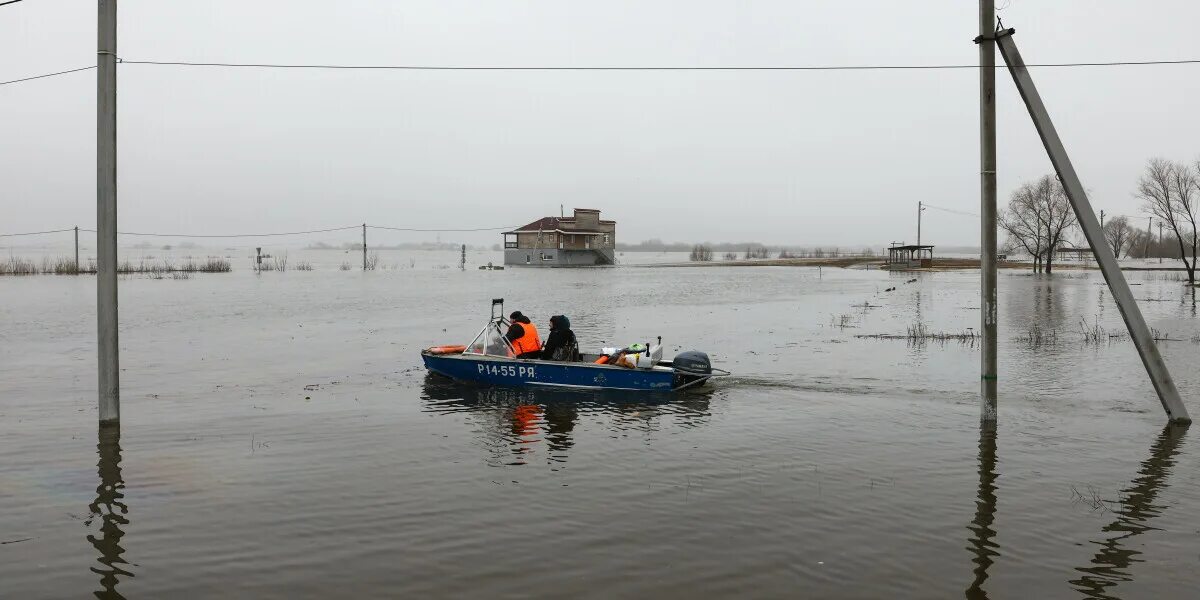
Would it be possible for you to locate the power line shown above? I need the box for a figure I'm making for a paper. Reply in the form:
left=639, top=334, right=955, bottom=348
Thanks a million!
left=76, top=226, right=362, bottom=238
left=0, top=65, right=94, bottom=86
left=0, top=224, right=515, bottom=237
left=0, top=0, right=30, bottom=7
left=7, top=57, right=1200, bottom=88
left=121, top=58, right=1200, bottom=71
left=923, top=203, right=981, bottom=218
left=369, top=225, right=518, bottom=232
left=0, top=227, right=75, bottom=238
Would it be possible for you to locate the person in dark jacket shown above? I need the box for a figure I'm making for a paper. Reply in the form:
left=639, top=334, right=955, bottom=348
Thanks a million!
left=540, top=315, right=579, bottom=361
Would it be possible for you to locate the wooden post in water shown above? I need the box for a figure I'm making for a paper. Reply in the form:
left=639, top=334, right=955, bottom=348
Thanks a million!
left=97, top=0, right=119, bottom=426
left=977, top=0, right=999, bottom=422
left=996, top=28, right=1190, bottom=423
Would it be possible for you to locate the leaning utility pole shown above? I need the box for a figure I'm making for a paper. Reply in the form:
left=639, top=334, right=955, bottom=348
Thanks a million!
left=97, top=0, right=119, bottom=426
left=977, top=0, right=999, bottom=422
left=995, top=27, right=1190, bottom=423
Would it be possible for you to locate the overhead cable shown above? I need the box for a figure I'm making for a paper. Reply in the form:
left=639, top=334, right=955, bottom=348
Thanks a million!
left=0, top=228, right=76, bottom=238
left=369, top=225, right=519, bottom=232
left=0, top=65, right=95, bottom=86
left=76, top=226, right=362, bottom=238
left=923, top=203, right=981, bottom=218
left=7, top=57, right=1200, bottom=87
left=121, top=58, right=1200, bottom=71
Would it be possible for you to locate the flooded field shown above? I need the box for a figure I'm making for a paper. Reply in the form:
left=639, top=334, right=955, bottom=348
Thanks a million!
left=2, top=258, right=1198, bottom=598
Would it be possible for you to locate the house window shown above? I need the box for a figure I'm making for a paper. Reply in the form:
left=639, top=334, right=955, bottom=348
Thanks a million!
left=603, top=234, right=610, bottom=246
left=541, top=252, right=555, bottom=261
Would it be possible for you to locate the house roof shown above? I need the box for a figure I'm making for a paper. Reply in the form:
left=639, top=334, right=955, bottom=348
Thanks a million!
left=504, top=215, right=614, bottom=234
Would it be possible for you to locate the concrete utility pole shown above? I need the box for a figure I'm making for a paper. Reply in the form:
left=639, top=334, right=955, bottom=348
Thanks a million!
left=977, top=0, right=999, bottom=422
left=917, top=201, right=926, bottom=247
left=362, top=223, right=367, bottom=271
left=1100, top=209, right=1105, bottom=229
left=97, top=0, right=119, bottom=426
left=995, top=28, right=1190, bottom=423
left=1152, top=220, right=1161, bottom=262
left=74, top=226, right=80, bottom=273
left=1145, top=217, right=1153, bottom=259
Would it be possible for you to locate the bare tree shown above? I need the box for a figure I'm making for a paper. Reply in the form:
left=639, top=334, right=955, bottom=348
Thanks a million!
left=1137, top=158, right=1198, bottom=283
left=1103, top=215, right=1135, bottom=258
left=1000, top=175, right=1078, bottom=273
left=1039, top=176, right=1077, bottom=274
left=1001, top=182, right=1047, bottom=272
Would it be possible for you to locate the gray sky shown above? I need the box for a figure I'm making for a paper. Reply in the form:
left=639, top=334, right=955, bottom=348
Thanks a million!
left=3, top=0, right=1199, bottom=248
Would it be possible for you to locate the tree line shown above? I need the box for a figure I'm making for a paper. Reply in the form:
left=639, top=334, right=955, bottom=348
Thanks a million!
left=1000, top=157, right=1198, bottom=283
left=688, top=245, right=876, bottom=262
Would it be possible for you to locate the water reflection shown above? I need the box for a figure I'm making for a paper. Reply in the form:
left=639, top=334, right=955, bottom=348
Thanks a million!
left=87, top=426, right=133, bottom=599
left=965, top=422, right=999, bottom=600
left=1069, top=423, right=1189, bottom=599
left=421, top=375, right=713, bottom=466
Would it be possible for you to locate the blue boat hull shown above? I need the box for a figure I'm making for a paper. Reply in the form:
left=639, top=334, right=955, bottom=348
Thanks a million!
left=422, top=352, right=676, bottom=391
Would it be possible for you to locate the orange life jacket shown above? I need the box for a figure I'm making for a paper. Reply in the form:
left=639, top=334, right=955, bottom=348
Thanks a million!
left=511, top=321, right=541, bottom=355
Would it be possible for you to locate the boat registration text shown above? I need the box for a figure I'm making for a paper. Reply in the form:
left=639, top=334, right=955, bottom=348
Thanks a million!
left=478, top=364, right=536, bottom=378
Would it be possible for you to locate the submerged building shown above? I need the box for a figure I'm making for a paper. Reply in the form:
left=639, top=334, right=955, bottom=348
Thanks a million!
left=502, top=208, right=616, bottom=266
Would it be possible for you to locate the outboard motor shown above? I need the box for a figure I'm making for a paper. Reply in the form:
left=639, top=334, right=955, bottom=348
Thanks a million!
left=671, top=350, right=713, bottom=389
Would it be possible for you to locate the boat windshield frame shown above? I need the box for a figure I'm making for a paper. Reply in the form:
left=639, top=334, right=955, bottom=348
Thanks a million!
left=463, top=318, right=516, bottom=358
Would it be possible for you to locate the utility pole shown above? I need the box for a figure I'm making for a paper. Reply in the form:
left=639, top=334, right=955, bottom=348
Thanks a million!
left=362, top=223, right=367, bottom=271
left=1152, top=222, right=1161, bottom=264
left=995, top=28, right=1189, bottom=423
left=97, top=0, right=119, bottom=426
left=917, top=201, right=925, bottom=247
left=1100, top=210, right=1105, bottom=229
left=74, top=226, right=80, bottom=273
left=977, top=0, right=998, bottom=422
left=1145, top=217, right=1153, bottom=259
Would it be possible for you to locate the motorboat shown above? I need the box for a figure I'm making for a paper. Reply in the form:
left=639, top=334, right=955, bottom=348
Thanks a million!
left=421, top=299, right=728, bottom=392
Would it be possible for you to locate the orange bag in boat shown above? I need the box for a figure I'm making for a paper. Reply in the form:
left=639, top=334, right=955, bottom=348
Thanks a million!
left=428, top=345, right=467, bottom=355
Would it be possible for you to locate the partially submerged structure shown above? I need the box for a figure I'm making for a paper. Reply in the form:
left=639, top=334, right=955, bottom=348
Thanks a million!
left=1055, top=245, right=1092, bottom=262
left=503, top=208, right=616, bottom=266
left=887, top=243, right=935, bottom=268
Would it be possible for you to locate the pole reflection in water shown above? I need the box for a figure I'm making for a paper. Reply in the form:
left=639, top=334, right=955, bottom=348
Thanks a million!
left=87, top=426, right=133, bottom=599
left=421, top=375, right=712, bottom=467
left=965, top=422, right=999, bottom=600
left=1070, top=423, right=1189, bottom=599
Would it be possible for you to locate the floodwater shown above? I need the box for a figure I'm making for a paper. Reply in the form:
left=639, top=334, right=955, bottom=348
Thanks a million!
left=2, top=253, right=1199, bottom=599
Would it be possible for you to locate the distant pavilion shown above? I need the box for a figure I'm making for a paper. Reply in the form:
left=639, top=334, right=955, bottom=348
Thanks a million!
left=887, top=243, right=935, bottom=268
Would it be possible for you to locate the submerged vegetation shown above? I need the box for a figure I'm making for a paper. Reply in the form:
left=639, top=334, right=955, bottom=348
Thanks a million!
left=2, top=255, right=231, bottom=275
left=1017, top=323, right=1060, bottom=347
left=859, top=317, right=1197, bottom=348
left=855, top=322, right=980, bottom=346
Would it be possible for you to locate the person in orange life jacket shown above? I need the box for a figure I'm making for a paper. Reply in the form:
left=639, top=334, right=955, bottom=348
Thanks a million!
left=539, top=315, right=580, bottom=361
left=505, top=311, right=542, bottom=358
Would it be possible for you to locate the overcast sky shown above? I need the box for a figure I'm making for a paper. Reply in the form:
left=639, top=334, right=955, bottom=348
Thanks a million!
left=3, top=0, right=1199, bottom=248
